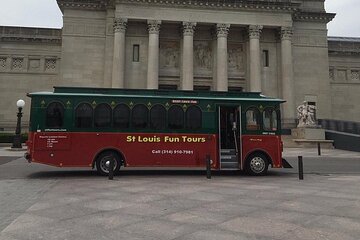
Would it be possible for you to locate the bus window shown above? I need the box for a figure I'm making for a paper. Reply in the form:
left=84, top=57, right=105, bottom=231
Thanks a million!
left=46, top=102, right=64, bottom=128
left=150, top=105, right=166, bottom=130
left=75, top=103, right=93, bottom=128
left=263, top=108, right=278, bottom=131
left=132, top=104, right=148, bottom=129
left=94, top=103, right=111, bottom=128
left=168, top=105, right=184, bottom=129
left=186, top=106, right=202, bottom=130
left=113, top=104, right=130, bottom=128
left=246, top=107, right=260, bottom=131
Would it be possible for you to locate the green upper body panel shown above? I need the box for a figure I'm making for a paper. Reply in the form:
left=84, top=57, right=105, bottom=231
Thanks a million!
left=28, top=87, right=284, bottom=135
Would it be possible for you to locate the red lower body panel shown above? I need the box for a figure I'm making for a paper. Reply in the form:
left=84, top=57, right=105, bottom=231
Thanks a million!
left=27, top=132, right=219, bottom=169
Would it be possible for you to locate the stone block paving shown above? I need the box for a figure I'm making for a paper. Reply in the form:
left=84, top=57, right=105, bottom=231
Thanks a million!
left=1, top=172, right=360, bottom=240
left=1, top=147, right=360, bottom=240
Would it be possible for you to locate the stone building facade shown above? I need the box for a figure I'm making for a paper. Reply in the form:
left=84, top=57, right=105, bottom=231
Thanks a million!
left=0, top=27, right=61, bottom=129
left=328, top=37, right=360, bottom=122
left=0, top=0, right=359, bottom=130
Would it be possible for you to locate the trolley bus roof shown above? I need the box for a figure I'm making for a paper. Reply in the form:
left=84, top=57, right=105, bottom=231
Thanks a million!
left=27, top=86, right=286, bottom=103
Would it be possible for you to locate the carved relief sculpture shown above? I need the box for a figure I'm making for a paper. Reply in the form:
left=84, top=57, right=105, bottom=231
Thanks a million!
left=0, top=57, right=6, bottom=69
left=228, top=45, right=244, bottom=71
left=45, top=59, right=57, bottom=71
left=194, top=42, right=212, bottom=69
left=12, top=58, right=23, bottom=70
left=351, top=70, right=359, bottom=81
left=160, top=41, right=180, bottom=68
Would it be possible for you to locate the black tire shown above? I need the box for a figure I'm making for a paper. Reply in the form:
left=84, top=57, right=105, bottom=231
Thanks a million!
left=245, top=152, right=269, bottom=176
left=95, top=151, right=122, bottom=176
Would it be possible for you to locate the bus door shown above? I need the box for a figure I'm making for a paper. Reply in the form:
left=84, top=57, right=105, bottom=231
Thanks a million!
left=219, top=106, right=241, bottom=170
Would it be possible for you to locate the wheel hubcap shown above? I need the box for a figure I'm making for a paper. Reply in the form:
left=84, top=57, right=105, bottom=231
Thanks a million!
left=99, top=157, right=117, bottom=173
left=250, top=157, right=265, bottom=173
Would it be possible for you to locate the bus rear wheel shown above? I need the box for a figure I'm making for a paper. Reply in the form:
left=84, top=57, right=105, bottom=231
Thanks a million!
left=96, top=151, right=121, bottom=176
left=245, top=153, right=269, bottom=176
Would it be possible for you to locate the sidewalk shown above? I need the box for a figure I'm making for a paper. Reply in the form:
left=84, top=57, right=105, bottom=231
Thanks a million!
left=0, top=146, right=26, bottom=157
left=283, top=147, right=360, bottom=158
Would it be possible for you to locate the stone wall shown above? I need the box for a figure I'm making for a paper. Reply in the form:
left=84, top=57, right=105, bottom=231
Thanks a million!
left=292, top=21, right=332, bottom=120
left=60, top=9, right=107, bottom=87
left=328, top=37, right=360, bottom=122
left=0, top=27, right=61, bottom=130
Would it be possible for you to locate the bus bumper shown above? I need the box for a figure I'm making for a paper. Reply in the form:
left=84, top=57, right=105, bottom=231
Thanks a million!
left=282, top=158, right=293, bottom=168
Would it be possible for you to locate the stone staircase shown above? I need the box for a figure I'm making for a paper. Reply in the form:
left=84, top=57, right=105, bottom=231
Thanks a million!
left=282, top=135, right=334, bottom=149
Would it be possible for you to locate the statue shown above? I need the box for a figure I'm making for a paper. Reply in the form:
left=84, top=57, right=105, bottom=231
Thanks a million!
left=296, top=101, right=317, bottom=128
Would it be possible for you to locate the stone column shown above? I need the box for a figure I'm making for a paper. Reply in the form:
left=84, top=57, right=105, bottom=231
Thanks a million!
left=112, top=18, right=127, bottom=88
left=216, top=24, right=230, bottom=91
left=181, top=22, right=196, bottom=90
left=249, top=25, right=263, bottom=92
left=280, top=27, right=295, bottom=126
left=147, top=20, right=161, bottom=89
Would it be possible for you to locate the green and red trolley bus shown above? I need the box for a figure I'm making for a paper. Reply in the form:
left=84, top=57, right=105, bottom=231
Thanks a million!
left=25, top=86, right=291, bottom=176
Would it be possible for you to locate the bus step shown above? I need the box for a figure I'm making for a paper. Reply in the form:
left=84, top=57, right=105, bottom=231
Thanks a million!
left=221, top=155, right=237, bottom=162
left=221, top=161, right=239, bottom=169
left=221, top=149, right=236, bottom=155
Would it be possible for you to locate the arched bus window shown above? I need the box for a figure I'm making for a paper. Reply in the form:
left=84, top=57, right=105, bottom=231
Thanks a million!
left=168, top=105, right=184, bottom=129
left=75, top=103, right=93, bottom=128
left=150, top=105, right=166, bottom=129
left=46, top=102, right=65, bottom=128
left=113, top=104, right=130, bottom=128
left=132, top=104, right=148, bottom=129
left=186, top=106, right=202, bottom=129
left=245, top=107, right=260, bottom=131
left=263, top=108, right=278, bottom=131
left=94, top=103, right=112, bottom=128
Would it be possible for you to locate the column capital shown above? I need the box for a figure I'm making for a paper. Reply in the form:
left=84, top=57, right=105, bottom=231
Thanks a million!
left=147, top=20, right=161, bottom=34
left=114, top=18, right=127, bottom=33
left=248, top=25, right=263, bottom=39
left=280, top=26, right=293, bottom=40
left=182, top=22, right=197, bottom=36
left=216, top=24, right=230, bottom=38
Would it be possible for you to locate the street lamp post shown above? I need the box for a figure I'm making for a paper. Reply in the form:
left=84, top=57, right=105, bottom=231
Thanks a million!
left=12, top=99, right=25, bottom=149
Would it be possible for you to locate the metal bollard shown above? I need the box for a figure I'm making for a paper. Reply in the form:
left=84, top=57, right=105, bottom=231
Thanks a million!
left=108, top=157, right=114, bottom=180
left=317, top=142, right=321, bottom=156
left=298, top=156, right=304, bottom=180
left=206, top=154, right=211, bottom=179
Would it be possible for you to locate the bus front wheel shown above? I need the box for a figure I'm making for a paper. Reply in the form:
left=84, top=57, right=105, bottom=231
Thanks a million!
left=245, top=152, right=269, bottom=176
left=96, top=151, right=121, bottom=176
